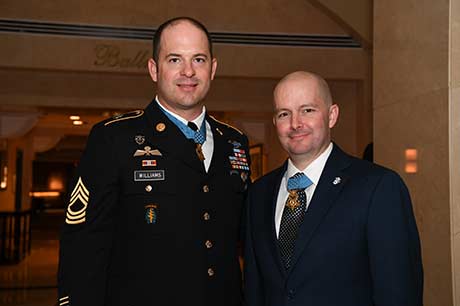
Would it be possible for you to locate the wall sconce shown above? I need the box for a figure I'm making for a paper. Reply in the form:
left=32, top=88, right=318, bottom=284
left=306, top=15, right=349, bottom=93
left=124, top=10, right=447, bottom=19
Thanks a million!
left=405, top=148, right=418, bottom=174
left=0, top=139, right=7, bottom=190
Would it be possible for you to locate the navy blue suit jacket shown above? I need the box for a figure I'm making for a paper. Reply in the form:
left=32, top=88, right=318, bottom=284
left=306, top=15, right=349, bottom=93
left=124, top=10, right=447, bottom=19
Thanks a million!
left=244, top=144, right=423, bottom=306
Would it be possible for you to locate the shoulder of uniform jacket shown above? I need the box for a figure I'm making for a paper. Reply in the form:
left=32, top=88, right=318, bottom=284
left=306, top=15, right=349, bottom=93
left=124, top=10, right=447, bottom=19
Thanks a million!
left=208, top=115, right=244, bottom=136
left=102, top=110, right=145, bottom=126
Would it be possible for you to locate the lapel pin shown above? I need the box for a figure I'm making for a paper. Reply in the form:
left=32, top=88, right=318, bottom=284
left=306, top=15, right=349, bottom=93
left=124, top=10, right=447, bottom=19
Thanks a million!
left=332, top=177, right=342, bottom=185
left=135, top=135, right=145, bottom=145
left=156, top=123, right=166, bottom=132
left=216, top=127, right=223, bottom=136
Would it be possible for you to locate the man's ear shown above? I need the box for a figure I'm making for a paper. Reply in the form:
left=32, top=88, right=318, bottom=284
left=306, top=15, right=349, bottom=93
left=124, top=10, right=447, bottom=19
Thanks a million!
left=210, top=58, right=217, bottom=80
left=328, top=104, right=339, bottom=128
left=148, top=58, right=158, bottom=82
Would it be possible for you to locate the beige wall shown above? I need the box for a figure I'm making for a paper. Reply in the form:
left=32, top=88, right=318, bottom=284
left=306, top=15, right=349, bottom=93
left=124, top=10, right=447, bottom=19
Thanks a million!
left=374, top=0, right=454, bottom=305
left=451, top=0, right=460, bottom=303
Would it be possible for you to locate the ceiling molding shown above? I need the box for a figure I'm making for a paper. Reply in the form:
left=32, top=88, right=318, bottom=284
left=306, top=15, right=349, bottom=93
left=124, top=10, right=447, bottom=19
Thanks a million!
left=0, top=19, right=361, bottom=49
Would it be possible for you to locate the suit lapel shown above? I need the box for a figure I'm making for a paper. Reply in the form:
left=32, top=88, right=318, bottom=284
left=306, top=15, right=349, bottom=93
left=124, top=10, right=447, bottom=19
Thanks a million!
left=144, top=101, right=205, bottom=174
left=265, top=163, right=289, bottom=278
left=289, top=145, right=352, bottom=271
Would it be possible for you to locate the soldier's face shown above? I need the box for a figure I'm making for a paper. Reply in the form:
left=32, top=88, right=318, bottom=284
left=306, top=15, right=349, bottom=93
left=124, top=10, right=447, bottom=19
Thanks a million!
left=148, top=21, right=217, bottom=115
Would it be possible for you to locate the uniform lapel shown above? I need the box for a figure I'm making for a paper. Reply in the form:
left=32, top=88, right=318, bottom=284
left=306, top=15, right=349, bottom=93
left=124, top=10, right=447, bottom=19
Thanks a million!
left=143, top=101, right=205, bottom=174
left=206, top=117, right=228, bottom=177
left=288, top=145, right=352, bottom=271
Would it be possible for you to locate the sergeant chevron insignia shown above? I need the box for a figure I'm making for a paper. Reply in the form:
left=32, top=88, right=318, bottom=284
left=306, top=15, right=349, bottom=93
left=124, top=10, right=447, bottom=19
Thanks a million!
left=66, top=177, right=90, bottom=225
left=58, top=296, right=69, bottom=306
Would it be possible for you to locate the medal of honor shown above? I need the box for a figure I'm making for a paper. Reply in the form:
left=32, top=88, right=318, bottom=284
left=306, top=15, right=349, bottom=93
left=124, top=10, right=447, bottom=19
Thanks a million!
left=286, top=190, right=300, bottom=210
left=196, top=143, right=205, bottom=161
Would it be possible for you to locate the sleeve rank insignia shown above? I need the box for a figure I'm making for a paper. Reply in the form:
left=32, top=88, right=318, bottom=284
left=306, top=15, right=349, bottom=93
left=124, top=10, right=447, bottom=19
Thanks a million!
left=65, top=177, right=90, bottom=225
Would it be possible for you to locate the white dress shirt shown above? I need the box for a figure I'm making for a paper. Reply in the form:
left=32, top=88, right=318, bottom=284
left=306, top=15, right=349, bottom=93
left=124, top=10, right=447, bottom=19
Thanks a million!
left=274, top=142, right=333, bottom=237
left=156, top=98, right=214, bottom=172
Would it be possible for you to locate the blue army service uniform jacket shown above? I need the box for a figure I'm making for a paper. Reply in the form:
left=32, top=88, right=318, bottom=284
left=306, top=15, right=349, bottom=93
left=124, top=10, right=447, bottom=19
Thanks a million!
left=58, top=100, right=251, bottom=306
left=244, top=144, right=423, bottom=306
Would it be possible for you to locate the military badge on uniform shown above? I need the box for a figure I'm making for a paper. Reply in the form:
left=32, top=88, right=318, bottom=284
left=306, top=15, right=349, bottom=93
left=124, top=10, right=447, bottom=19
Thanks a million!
left=142, top=160, right=157, bottom=167
left=133, top=146, right=162, bottom=157
left=145, top=204, right=158, bottom=224
left=135, top=135, right=145, bottom=145
left=156, top=123, right=166, bottom=132
left=228, top=148, right=250, bottom=171
left=228, top=140, right=242, bottom=148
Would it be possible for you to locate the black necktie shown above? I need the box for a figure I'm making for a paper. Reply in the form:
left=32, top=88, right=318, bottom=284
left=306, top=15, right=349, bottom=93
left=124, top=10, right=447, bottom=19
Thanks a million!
left=278, top=172, right=312, bottom=270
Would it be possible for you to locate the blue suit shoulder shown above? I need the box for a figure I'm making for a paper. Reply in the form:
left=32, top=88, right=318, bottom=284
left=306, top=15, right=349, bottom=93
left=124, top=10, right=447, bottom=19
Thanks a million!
left=345, top=154, right=407, bottom=188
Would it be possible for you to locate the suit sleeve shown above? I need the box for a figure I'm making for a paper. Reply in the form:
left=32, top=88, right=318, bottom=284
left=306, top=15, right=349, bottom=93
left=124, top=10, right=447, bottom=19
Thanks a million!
left=58, top=124, right=119, bottom=306
left=367, top=171, right=424, bottom=306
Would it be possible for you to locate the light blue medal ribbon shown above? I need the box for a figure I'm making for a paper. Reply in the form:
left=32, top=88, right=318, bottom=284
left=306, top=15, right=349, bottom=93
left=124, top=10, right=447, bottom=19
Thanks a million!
left=160, top=108, right=206, bottom=144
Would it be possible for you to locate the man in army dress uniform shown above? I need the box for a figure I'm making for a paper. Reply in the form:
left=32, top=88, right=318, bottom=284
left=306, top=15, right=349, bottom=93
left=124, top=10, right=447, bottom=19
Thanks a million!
left=58, top=17, right=251, bottom=306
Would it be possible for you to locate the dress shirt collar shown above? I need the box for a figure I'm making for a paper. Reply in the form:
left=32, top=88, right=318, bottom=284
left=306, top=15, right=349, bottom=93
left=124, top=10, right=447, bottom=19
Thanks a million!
left=285, top=142, right=333, bottom=188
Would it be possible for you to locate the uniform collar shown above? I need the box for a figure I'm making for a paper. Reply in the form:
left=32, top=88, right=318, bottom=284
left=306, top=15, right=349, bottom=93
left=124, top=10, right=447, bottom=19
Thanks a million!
left=155, top=96, right=206, bottom=127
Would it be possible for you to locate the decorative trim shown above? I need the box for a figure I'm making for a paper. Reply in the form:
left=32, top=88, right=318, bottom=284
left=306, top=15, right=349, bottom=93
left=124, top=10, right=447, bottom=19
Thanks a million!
left=0, top=19, right=361, bottom=48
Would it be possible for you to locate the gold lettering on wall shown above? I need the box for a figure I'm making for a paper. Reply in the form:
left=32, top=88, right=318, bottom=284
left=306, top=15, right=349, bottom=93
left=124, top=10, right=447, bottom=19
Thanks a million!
left=94, top=44, right=149, bottom=69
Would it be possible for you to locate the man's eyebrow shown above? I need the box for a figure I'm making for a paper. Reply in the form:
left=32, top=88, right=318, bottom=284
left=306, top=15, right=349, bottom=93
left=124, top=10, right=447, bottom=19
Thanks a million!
left=299, top=103, right=318, bottom=107
left=165, top=53, right=209, bottom=58
left=165, top=53, right=182, bottom=58
left=193, top=53, right=209, bottom=58
left=274, top=108, right=290, bottom=113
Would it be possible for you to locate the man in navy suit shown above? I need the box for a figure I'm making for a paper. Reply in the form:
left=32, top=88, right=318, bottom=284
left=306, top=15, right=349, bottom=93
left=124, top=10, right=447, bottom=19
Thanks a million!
left=244, top=71, right=423, bottom=306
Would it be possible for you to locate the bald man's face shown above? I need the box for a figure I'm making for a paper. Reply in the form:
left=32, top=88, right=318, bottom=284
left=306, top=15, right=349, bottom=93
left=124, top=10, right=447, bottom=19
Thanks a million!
left=273, top=77, right=338, bottom=165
